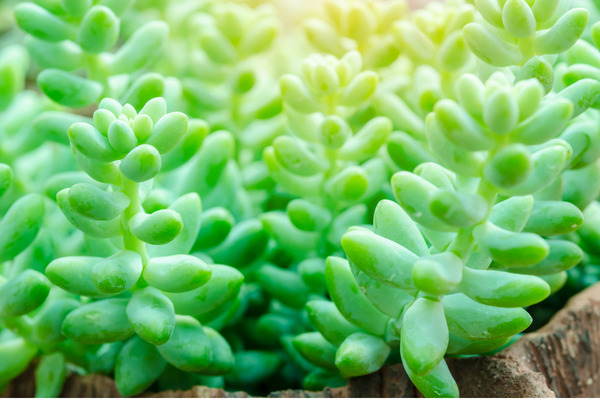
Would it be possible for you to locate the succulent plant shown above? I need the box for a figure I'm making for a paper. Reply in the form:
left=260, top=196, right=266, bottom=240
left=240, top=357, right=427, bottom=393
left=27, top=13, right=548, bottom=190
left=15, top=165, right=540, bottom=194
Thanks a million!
left=2, top=0, right=600, bottom=398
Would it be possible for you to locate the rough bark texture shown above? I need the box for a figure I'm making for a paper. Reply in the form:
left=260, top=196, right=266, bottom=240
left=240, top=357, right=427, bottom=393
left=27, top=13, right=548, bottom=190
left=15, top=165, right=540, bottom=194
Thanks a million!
left=3, top=282, right=600, bottom=398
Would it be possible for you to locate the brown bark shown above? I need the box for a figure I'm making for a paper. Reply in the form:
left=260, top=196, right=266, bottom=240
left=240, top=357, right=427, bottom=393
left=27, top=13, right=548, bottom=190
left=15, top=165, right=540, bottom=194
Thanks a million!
left=4, top=282, right=600, bottom=398
left=498, top=281, right=600, bottom=397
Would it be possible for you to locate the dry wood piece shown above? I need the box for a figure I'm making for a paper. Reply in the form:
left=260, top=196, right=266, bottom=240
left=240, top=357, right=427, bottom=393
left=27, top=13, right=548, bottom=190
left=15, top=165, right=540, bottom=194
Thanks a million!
left=61, top=375, right=122, bottom=398
left=499, top=281, right=600, bottom=397
left=348, top=282, right=600, bottom=397
left=3, top=282, right=600, bottom=398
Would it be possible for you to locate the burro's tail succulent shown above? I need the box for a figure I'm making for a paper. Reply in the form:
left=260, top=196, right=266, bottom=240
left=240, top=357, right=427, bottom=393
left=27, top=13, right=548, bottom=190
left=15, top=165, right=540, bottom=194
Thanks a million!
left=3, top=0, right=600, bottom=398
left=42, top=97, right=243, bottom=396
left=294, top=69, right=598, bottom=397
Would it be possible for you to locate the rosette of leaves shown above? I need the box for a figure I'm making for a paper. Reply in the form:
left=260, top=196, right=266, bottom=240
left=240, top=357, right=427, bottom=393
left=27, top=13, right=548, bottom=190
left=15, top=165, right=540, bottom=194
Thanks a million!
left=257, top=52, right=384, bottom=292
left=364, top=1, right=477, bottom=149
left=168, top=1, right=281, bottom=137
left=1, top=0, right=600, bottom=397
left=14, top=0, right=169, bottom=109
left=303, top=0, right=408, bottom=69
left=42, top=97, right=243, bottom=396
left=292, top=71, right=600, bottom=397
left=463, top=0, right=588, bottom=72
left=265, top=50, right=391, bottom=255
left=233, top=51, right=391, bottom=389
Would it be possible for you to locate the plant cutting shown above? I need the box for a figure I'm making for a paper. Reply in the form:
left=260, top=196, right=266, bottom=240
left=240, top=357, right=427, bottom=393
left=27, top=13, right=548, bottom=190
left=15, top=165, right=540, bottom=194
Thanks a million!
left=1, top=0, right=600, bottom=398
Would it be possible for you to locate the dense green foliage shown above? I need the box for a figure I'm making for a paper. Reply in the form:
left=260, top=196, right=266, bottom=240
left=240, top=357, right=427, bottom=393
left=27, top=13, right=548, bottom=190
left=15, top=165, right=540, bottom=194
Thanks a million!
left=1, top=0, right=600, bottom=397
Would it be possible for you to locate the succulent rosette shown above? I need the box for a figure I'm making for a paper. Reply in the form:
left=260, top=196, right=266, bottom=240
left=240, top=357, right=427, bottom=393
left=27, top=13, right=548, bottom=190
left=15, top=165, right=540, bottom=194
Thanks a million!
left=1, top=0, right=600, bottom=398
